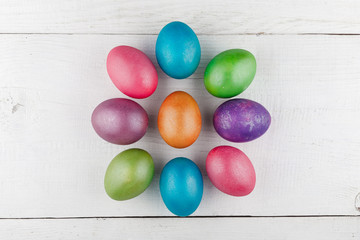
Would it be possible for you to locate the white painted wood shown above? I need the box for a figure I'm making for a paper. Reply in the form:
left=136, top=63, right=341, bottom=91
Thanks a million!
left=1, top=217, right=360, bottom=239
left=1, top=34, right=360, bottom=217
left=1, top=0, right=360, bottom=34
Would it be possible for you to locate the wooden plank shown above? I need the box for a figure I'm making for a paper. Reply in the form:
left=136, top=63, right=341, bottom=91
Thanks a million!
left=0, top=34, right=360, bottom=217
left=1, top=217, right=360, bottom=239
left=0, top=0, right=360, bottom=34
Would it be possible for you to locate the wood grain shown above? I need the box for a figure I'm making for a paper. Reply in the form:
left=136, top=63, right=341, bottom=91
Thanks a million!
left=1, top=217, right=360, bottom=239
left=1, top=34, right=360, bottom=217
left=0, top=0, right=360, bottom=34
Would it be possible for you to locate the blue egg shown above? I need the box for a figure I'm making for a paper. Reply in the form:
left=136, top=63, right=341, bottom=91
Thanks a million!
left=160, top=157, right=203, bottom=216
left=156, top=21, right=201, bottom=79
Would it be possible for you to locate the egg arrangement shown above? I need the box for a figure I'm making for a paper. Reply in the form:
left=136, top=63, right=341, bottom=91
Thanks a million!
left=91, top=21, right=271, bottom=217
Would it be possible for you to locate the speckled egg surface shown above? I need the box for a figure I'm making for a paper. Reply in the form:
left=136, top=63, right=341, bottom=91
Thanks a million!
left=213, top=98, right=271, bottom=142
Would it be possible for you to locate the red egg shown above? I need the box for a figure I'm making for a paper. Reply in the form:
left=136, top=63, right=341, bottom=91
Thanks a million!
left=107, top=46, right=158, bottom=99
left=206, top=146, right=256, bottom=196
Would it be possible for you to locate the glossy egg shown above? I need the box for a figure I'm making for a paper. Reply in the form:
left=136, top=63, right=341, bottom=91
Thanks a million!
left=104, top=148, right=154, bottom=200
left=160, top=157, right=203, bottom=216
left=204, top=49, right=256, bottom=98
left=107, top=46, right=158, bottom=99
left=213, top=98, right=271, bottom=142
left=158, top=91, right=201, bottom=148
left=91, top=98, right=148, bottom=145
left=156, top=21, right=201, bottom=79
left=206, top=146, right=256, bottom=196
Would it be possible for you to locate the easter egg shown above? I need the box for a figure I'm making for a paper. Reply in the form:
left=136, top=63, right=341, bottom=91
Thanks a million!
left=204, top=49, right=256, bottom=98
left=91, top=98, right=148, bottom=145
left=213, top=98, right=271, bottom=142
left=158, top=91, right=201, bottom=148
left=156, top=21, right=201, bottom=79
left=107, top=46, right=158, bottom=99
left=160, top=157, right=203, bottom=216
left=206, top=146, right=256, bottom=196
left=104, top=148, right=154, bottom=200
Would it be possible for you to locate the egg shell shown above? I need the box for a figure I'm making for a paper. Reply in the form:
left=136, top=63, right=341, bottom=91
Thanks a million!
left=107, top=46, right=158, bottom=99
left=158, top=91, right=202, bottom=148
left=213, top=98, right=271, bottom=142
left=156, top=21, right=201, bottom=79
left=104, top=148, right=154, bottom=201
left=91, top=98, right=148, bottom=145
left=206, top=146, right=256, bottom=196
left=204, top=49, right=256, bottom=98
left=160, top=157, right=203, bottom=216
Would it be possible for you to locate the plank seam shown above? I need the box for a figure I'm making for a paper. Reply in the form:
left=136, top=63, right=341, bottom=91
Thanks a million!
left=0, top=33, right=360, bottom=36
left=0, top=215, right=358, bottom=220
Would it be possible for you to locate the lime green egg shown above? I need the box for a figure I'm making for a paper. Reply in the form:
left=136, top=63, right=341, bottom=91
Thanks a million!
left=204, top=49, right=256, bottom=98
left=104, top=148, right=154, bottom=201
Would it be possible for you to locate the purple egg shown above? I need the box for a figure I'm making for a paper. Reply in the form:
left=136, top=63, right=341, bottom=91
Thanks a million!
left=213, top=99, right=271, bottom=142
left=91, top=98, right=148, bottom=145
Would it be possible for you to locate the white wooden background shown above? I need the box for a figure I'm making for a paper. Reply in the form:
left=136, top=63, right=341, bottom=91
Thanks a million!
left=0, top=0, right=360, bottom=239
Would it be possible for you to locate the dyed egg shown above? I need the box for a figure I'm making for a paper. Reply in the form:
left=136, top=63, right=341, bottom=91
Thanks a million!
left=158, top=91, right=201, bottom=148
left=91, top=98, right=148, bottom=145
left=107, top=46, right=158, bottom=99
left=160, top=157, right=203, bottom=216
left=213, top=99, right=271, bottom=142
left=204, top=49, right=256, bottom=98
left=104, top=148, right=154, bottom=200
left=206, top=146, right=256, bottom=196
left=156, top=21, right=201, bottom=79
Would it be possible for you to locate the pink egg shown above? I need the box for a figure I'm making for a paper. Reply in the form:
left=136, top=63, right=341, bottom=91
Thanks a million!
left=107, top=46, right=158, bottom=99
left=206, top=146, right=256, bottom=196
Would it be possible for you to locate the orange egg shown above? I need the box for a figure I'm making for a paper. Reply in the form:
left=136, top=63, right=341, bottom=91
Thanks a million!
left=158, top=91, right=202, bottom=148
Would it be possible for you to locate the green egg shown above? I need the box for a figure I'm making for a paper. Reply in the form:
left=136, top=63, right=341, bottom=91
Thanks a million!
left=104, top=148, right=154, bottom=201
left=204, top=49, right=256, bottom=98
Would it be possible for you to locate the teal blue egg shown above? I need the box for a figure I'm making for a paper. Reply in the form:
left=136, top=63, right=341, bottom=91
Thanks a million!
left=156, top=21, right=201, bottom=79
left=159, top=157, right=203, bottom=216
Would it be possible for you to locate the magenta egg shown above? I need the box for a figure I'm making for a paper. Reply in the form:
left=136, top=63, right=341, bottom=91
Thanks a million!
left=91, top=98, right=148, bottom=145
left=206, top=146, right=256, bottom=196
left=107, top=46, right=158, bottom=99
